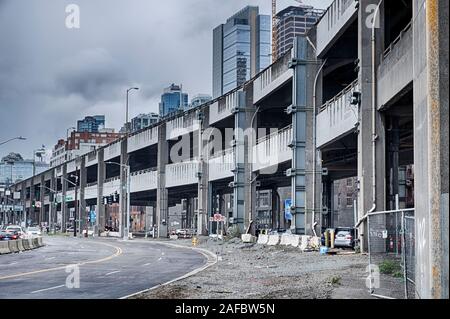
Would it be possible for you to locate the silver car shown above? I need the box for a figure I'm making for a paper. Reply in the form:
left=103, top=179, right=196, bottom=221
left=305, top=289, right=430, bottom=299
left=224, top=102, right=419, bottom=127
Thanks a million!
left=334, top=230, right=354, bottom=248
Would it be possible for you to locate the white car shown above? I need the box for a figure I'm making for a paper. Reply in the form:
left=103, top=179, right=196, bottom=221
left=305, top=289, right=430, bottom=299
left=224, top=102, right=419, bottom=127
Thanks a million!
left=5, top=225, right=24, bottom=237
left=26, top=227, right=42, bottom=236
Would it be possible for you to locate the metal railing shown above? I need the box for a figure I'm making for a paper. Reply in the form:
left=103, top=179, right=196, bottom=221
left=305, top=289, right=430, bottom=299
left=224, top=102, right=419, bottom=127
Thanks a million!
left=253, top=125, right=292, bottom=171
left=130, top=167, right=157, bottom=176
left=367, top=208, right=416, bottom=299
left=382, top=21, right=412, bottom=60
left=319, top=79, right=359, bottom=113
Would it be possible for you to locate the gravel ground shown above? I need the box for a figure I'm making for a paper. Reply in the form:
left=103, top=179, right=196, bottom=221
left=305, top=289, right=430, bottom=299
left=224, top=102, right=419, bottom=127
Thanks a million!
left=131, top=237, right=374, bottom=299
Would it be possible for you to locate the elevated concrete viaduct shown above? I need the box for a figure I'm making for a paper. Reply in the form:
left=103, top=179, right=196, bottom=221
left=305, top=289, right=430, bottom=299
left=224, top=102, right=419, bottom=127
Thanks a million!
left=9, top=0, right=447, bottom=299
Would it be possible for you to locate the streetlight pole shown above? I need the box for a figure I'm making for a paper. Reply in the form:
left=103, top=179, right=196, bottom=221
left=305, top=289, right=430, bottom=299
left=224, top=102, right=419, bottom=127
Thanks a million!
left=105, top=162, right=130, bottom=240
left=0, top=136, right=26, bottom=147
left=126, top=87, right=139, bottom=135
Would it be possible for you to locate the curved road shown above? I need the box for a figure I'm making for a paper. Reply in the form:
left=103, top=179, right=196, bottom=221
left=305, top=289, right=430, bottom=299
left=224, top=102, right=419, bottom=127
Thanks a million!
left=0, top=236, right=208, bottom=299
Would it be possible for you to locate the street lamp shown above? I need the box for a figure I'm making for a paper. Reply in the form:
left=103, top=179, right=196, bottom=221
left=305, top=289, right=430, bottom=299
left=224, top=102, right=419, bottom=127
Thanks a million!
left=0, top=136, right=26, bottom=147
left=126, top=87, right=139, bottom=135
left=105, top=161, right=131, bottom=240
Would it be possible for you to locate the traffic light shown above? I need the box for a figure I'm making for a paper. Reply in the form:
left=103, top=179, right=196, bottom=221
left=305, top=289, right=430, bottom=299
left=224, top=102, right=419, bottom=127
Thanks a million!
left=113, top=191, right=119, bottom=203
left=32, top=200, right=35, bottom=208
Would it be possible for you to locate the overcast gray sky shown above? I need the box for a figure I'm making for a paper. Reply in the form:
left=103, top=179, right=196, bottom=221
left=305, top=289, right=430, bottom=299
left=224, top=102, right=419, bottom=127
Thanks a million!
left=0, top=0, right=331, bottom=160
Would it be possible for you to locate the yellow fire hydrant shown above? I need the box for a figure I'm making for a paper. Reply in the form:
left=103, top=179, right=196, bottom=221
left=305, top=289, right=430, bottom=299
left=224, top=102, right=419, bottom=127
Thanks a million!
left=192, top=236, right=198, bottom=247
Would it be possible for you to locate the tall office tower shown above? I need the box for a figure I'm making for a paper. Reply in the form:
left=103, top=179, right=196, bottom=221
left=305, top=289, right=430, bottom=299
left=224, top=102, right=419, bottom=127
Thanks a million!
left=212, top=6, right=271, bottom=98
left=159, top=84, right=189, bottom=117
left=275, top=5, right=324, bottom=57
left=130, top=113, right=160, bottom=132
left=77, top=115, right=106, bottom=133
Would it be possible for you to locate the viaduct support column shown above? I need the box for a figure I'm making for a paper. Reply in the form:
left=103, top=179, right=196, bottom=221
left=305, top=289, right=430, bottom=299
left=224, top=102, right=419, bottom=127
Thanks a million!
left=79, top=158, right=87, bottom=235
left=413, top=0, right=448, bottom=299
left=289, top=37, right=309, bottom=235
left=120, top=139, right=129, bottom=238
left=357, top=0, right=386, bottom=251
left=97, top=149, right=106, bottom=235
left=39, top=175, right=45, bottom=227
left=156, top=125, right=169, bottom=238
left=197, top=108, right=209, bottom=235
left=61, top=164, right=68, bottom=232
left=50, top=171, right=56, bottom=232
left=232, top=90, right=250, bottom=234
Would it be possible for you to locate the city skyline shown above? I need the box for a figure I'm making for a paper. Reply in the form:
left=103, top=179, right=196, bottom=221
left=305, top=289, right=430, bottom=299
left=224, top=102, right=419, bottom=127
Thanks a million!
left=0, top=0, right=331, bottom=160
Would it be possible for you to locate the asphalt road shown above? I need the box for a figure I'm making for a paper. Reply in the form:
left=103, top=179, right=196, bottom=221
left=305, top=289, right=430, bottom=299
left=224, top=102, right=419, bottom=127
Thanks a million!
left=0, top=236, right=208, bottom=299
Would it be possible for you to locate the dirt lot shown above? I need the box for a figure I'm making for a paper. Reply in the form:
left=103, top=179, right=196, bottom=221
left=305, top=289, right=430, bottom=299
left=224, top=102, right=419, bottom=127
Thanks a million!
left=131, top=237, right=374, bottom=299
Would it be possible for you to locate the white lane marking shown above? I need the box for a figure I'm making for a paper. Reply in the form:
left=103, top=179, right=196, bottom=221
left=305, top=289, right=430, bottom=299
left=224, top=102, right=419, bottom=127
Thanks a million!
left=120, top=242, right=218, bottom=299
left=143, top=262, right=152, bottom=266
left=105, top=270, right=121, bottom=276
left=157, top=257, right=162, bottom=261
left=31, top=285, right=65, bottom=294
left=161, top=252, right=165, bottom=256
left=46, top=257, right=56, bottom=260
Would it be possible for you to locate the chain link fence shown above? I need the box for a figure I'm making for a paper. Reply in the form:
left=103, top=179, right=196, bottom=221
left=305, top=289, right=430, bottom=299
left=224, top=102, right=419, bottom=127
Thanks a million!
left=367, top=208, right=415, bottom=299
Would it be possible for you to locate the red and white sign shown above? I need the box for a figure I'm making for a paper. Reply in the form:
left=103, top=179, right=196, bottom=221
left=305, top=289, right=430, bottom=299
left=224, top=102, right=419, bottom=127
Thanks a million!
left=35, top=201, right=42, bottom=208
left=214, top=214, right=225, bottom=222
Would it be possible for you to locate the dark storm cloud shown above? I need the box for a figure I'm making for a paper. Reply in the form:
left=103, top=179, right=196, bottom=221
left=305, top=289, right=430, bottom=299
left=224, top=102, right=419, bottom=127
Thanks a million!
left=0, top=0, right=332, bottom=160
left=56, top=48, right=128, bottom=101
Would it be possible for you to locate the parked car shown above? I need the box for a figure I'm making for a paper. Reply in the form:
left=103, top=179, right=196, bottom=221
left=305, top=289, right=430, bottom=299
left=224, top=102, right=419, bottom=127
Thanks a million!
left=4, top=225, right=24, bottom=237
left=334, top=230, right=355, bottom=248
left=0, top=230, right=19, bottom=240
left=26, top=227, right=42, bottom=236
left=0, top=231, right=12, bottom=240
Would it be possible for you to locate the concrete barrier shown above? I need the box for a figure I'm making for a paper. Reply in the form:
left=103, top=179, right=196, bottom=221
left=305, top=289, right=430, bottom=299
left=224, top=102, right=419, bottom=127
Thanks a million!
left=257, top=234, right=269, bottom=245
left=289, top=235, right=301, bottom=247
left=299, top=235, right=310, bottom=251
left=22, top=239, right=31, bottom=250
left=0, top=238, right=44, bottom=255
left=0, top=241, right=10, bottom=254
left=17, top=239, right=25, bottom=251
left=280, top=234, right=291, bottom=246
left=8, top=240, right=19, bottom=253
left=241, top=234, right=257, bottom=243
left=267, top=234, right=280, bottom=246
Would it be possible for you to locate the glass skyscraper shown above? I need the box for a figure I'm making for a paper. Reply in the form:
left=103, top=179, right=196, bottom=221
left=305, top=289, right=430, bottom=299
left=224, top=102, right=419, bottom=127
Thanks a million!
left=77, top=115, right=105, bottom=133
left=213, top=6, right=272, bottom=98
left=0, top=157, right=48, bottom=188
left=159, top=84, right=189, bottom=116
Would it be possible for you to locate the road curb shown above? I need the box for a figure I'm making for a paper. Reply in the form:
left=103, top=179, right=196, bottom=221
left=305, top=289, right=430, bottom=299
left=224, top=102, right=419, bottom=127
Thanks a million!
left=119, top=241, right=218, bottom=299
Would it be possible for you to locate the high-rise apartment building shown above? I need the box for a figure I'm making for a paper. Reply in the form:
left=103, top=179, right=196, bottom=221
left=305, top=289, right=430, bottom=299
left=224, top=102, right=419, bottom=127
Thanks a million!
left=77, top=115, right=106, bottom=133
left=213, top=6, right=271, bottom=98
left=275, top=5, right=324, bottom=58
left=159, top=84, right=188, bottom=116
